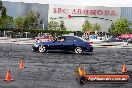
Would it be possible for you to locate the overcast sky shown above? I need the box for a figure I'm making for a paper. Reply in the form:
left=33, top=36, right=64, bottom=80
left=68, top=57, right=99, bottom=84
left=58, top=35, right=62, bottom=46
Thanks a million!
left=2, top=0, right=132, bottom=7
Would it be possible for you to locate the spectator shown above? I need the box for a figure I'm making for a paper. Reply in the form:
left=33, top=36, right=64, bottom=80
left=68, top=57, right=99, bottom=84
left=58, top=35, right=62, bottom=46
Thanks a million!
left=36, top=39, right=41, bottom=43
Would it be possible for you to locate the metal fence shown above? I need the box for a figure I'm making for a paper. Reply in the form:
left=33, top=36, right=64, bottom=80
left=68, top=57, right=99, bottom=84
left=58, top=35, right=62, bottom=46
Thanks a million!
left=0, top=30, right=83, bottom=38
left=0, top=31, right=33, bottom=38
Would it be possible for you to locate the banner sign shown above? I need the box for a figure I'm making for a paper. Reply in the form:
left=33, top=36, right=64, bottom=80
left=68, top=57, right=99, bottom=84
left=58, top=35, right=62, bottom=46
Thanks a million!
left=53, top=8, right=116, bottom=16
left=119, top=34, right=132, bottom=38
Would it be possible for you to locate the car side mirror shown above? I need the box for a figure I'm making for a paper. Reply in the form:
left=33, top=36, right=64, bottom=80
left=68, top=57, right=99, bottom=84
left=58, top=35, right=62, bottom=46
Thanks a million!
left=53, top=38, right=57, bottom=43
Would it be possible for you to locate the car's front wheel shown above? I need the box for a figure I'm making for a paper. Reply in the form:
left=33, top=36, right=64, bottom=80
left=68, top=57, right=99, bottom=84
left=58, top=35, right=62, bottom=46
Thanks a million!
left=38, top=45, right=46, bottom=53
left=74, top=47, right=83, bottom=54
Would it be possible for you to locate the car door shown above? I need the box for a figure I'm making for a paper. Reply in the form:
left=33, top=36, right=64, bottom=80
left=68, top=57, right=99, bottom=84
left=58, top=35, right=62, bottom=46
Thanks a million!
left=48, top=37, right=65, bottom=50
left=62, top=36, right=74, bottom=51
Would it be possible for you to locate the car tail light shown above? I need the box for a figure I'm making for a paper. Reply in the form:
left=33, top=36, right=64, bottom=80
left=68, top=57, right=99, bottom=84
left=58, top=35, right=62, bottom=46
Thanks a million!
left=88, top=42, right=93, bottom=46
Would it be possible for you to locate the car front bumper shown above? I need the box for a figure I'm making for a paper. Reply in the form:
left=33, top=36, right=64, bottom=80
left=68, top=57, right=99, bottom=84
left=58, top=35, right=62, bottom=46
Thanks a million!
left=32, top=46, right=39, bottom=51
left=32, top=43, right=39, bottom=51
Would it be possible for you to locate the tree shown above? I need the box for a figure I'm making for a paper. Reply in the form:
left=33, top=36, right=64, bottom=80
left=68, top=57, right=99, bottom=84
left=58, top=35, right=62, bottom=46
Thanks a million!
left=1, top=6, right=7, bottom=19
left=109, top=18, right=132, bottom=35
left=0, top=16, right=13, bottom=28
left=92, top=23, right=101, bottom=32
left=0, top=1, right=2, bottom=10
left=108, top=23, right=115, bottom=34
left=24, top=11, right=38, bottom=29
left=14, top=16, right=25, bottom=29
left=48, top=17, right=59, bottom=30
left=82, top=20, right=92, bottom=33
left=14, top=11, right=38, bottom=29
left=0, top=1, right=13, bottom=28
left=59, top=20, right=66, bottom=31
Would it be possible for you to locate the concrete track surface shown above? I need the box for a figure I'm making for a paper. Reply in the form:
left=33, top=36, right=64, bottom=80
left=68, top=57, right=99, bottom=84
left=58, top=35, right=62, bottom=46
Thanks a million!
left=0, top=44, right=132, bottom=88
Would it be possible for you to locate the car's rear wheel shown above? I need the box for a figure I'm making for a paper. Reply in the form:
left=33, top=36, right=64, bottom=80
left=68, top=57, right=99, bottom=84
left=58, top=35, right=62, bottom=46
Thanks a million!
left=38, top=45, right=46, bottom=53
left=74, top=47, right=83, bottom=54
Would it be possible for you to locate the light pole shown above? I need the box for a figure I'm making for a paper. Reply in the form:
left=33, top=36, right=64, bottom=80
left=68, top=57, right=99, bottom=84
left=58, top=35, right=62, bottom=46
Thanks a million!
left=43, top=23, right=44, bottom=30
left=40, top=18, right=45, bottom=30
left=25, top=32, right=28, bottom=38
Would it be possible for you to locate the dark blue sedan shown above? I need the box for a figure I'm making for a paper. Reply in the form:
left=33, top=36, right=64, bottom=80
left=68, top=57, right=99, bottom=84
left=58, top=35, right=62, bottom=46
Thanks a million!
left=32, top=35, right=93, bottom=54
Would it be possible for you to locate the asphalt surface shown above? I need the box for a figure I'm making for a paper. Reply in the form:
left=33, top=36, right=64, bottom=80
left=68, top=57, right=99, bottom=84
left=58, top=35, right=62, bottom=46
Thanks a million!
left=0, top=43, right=132, bottom=88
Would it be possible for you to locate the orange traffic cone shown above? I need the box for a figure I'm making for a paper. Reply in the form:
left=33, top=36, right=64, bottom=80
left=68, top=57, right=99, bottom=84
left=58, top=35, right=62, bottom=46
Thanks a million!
left=4, top=69, right=13, bottom=81
left=78, top=66, right=86, bottom=76
left=122, top=64, right=127, bottom=73
left=19, top=59, right=25, bottom=69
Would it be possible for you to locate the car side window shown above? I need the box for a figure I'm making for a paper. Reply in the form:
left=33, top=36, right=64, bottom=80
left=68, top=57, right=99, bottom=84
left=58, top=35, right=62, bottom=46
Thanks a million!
left=73, top=37, right=77, bottom=42
left=65, top=37, right=74, bottom=42
left=57, top=37, right=65, bottom=42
